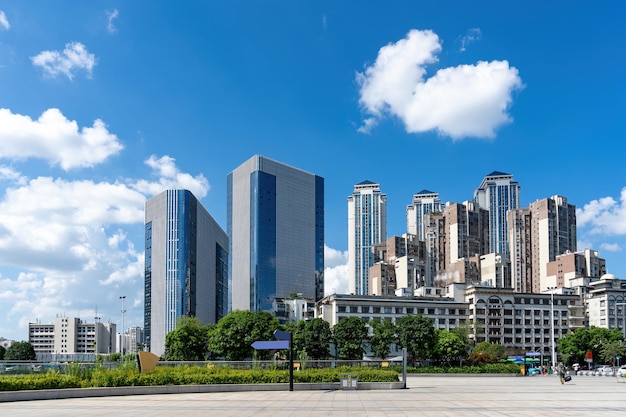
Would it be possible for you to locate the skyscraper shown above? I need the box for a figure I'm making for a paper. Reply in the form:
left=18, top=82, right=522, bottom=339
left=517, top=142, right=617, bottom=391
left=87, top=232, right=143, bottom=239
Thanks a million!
left=144, top=189, right=228, bottom=356
left=473, top=171, right=521, bottom=259
left=227, top=155, right=324, bottom=312
left=348, top=180, right=386, bottom=295
left=530, top=195, right=577, bottom=292
left=406, top=190, right=443, bottom=241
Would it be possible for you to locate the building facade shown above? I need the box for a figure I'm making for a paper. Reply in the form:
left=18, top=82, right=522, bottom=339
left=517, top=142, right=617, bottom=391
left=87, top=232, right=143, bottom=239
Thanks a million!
left=473, top=171, right=520, bottom=260
left=228, top=155, right=324, bottom=312
left=28, top=317, right=116, bottom=359
left=586, top=273, right=626, bottom=338
left=144, top=189, right=229, bottom=356
left=406, top=190, right=443, bottom=241
left=348, top=180, right=386, bottom=295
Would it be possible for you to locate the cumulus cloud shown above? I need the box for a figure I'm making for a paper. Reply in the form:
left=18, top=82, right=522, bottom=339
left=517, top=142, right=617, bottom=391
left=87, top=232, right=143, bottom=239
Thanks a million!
left=600, top=243, right=622, bottom=252
left=31, top=42, right=96, bottom=80
left=0, top=147, right=209, bottom=339
left=133, top=155, right=210, bottom=198
left=106, top=9, right=119, bottom=34
left=459, top=28, right=481, bottom=52
left=0, top=11, right=9, bottom=30
left=357, top=29, right=524, bottom=139
left=0, top=108, right=123, bottom=170
left=324, top=245, right=348, bottom=295
left=577, top=187, right=626, bottom=235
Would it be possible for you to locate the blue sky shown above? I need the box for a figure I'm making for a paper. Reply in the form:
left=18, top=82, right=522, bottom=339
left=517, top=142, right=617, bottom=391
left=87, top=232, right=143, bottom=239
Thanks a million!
left=0, top=2, right=625, bottom=341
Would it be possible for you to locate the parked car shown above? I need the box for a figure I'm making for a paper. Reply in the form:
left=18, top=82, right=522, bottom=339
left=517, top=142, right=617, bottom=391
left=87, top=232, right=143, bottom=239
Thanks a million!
left=616, top=365, right=626, bottom=377
left=527, top=367, right=542, bottom=376
left=594, top=365, right=613, bottom=376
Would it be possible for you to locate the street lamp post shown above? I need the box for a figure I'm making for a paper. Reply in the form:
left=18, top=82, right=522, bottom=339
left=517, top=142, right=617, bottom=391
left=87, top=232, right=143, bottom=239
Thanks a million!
left=548, top=287, right=557, bottom=368
left=120, top=295, right=126, bottom=357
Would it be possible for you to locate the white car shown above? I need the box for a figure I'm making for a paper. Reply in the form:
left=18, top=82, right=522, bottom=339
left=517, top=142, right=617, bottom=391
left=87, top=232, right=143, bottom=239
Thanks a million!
left=616, top=365, right=626, bottom=377
left=594, top=365, right=613, bottom=376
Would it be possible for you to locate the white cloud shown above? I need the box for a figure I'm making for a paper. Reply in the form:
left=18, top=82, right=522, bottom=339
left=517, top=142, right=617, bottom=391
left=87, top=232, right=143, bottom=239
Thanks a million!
left=0, top=108, right=123, bottom=170
left=0, top=145, right=209, bottom=339
left=357, top=29, right=524, bottom=139
left=31, top=42, right=96, bottom=80
left=0, top=11, right=9, bottom=30
left=459, top=28, right=481, bottom=52
left=600, top=242, right=622, bottom=252
left=324, top=245, right=348, bottom=295
left=576, top=187, right=626, bottom=235
left=133, top=155, right=210, bottom=198
left=107, top=9, right=119, bottom=34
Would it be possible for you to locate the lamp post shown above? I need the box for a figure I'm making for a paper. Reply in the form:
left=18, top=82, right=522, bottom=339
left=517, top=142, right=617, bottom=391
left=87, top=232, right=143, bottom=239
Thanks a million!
left=548, top=287, right=556, bottom=368
left=120, top=295, right=126, bottom=357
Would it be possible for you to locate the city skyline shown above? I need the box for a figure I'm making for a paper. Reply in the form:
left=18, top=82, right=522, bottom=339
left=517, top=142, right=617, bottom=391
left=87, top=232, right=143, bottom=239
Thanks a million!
left=0, top=2, right=625, bottom=341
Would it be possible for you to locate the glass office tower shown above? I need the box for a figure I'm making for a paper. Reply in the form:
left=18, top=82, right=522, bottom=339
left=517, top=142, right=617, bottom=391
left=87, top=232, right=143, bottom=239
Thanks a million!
left=144, top=189, right=228, bottom=356
left=227, top=155, right=324, bottom=312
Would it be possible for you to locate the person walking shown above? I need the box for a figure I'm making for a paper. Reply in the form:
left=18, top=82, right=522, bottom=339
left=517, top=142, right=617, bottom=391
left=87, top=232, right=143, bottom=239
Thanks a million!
left=557, top=362, right=566, bottom=384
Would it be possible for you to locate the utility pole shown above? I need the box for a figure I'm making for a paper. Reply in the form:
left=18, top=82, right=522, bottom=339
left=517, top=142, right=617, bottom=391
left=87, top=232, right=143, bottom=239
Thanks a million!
left=120, top=295, right=126, bottom=357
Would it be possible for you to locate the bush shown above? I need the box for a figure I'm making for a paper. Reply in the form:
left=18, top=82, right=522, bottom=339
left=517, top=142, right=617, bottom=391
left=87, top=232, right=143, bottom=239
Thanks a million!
left=0, top=365, right=398, bottom=391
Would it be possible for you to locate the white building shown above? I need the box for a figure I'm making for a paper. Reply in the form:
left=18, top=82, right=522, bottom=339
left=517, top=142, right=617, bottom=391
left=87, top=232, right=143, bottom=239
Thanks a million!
left=28, top=317, right=116, bottom=360
left=587, top=273, right=626, bottom=338
left=348, top=180, right=387, bottom=295
left=272, top=297, right=315, bottom=324
left=406, top=190, right=443, bottom=241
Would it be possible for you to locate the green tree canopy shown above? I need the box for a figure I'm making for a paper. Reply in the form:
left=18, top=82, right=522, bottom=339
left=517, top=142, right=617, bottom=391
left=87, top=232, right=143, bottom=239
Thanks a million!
left=472, top=342, right=505, bottom=360
left=396, top=315, right=436, bottom=365
left=284, top=320, right=306, bottom=357
left=4, top=341, right=36, bottom=361
left=208, top=310, right=280, bottom=361
left=599, top=340, right=626, bottom=366
left=302, top=318, right=332, bottom=360
left=558, top=326, right=624, bottom=365
left=436, top=329, right=468, bottom=365
left=368, top=318, right=396, bottom=359
left=163, top=316, right=209, bottom=361
left=333, top=317, right=367, bottom=360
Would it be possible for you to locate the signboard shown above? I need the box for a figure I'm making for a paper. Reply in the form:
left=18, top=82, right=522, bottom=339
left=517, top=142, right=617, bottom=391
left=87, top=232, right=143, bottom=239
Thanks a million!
left=251, top=340, right=289, bottom=350
left=585, top=350, right=593, bottom=362
left=273, top=330, right=292, bottom=341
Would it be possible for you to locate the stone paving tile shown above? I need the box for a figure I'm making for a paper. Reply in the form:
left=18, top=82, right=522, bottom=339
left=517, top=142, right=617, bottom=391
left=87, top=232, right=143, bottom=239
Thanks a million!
left=0, top=375, right=624, bottom=416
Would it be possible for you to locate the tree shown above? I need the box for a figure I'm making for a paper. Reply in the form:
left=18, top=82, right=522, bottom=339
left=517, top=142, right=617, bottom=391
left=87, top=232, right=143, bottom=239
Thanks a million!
left=436, top=330, right=468, bottom=366
left=4, top=341, right=36, bottom=361
left=302, top=318, right=332, bottom=360
left=368, top=318, right=396, bottom=359
left=0, top=345, right=5, bottom=360
left=284, top=320, right=306, bottom=357
left=558, top=326, right=624, bottom=365
left=396, top=315, right=436, bottom=365
left=599, top=340, right=626, bottom=366
left=472, top=341, right=505, bottom=360
left=208, top=310, right=280, bottom=360
left=333, top=317, right=368, bottom=360
left=163, top=316, right=209, bottom=361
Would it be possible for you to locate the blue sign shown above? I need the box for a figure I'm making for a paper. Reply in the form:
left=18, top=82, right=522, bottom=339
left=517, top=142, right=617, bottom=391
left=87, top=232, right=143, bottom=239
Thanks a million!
left=273, top=330, right=291, bottom=341
left=251, top=340, right=290, bottom=350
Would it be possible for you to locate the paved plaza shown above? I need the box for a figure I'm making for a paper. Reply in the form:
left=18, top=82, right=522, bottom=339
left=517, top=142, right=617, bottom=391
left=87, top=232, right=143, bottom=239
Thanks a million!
left=0, top=374, right=624, bottom=416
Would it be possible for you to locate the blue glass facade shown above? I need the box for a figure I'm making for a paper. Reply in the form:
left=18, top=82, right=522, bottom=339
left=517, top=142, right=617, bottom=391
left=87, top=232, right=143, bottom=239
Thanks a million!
left=250, top=171, right=277, bottom=311
left=229, top=155, right=324, bottom=313
left=144, top=189, right=228, bottom=355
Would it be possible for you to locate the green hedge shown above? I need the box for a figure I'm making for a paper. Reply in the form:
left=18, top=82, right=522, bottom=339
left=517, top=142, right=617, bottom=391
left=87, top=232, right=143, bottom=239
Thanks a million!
left=0, top=366, right=398, bottom=391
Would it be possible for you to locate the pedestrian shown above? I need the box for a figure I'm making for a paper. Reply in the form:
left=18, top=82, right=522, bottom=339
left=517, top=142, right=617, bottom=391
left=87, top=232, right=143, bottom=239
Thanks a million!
left=557, top=362, right=566, bottom=384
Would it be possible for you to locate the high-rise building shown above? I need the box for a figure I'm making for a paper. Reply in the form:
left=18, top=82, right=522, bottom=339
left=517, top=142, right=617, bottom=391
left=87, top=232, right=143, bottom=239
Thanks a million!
left=508, top=207, right=532, bottom=292
left=227, top=155, right=324, bottom=312
left=473, top=171, right=521, bottom=259
left=144, top=189, right=228, bottom=356
left=406, top=190, right=443, bottom=240
left=348, top=180, right=386, bottom=295
left=530, top=195, right=577, bottom=292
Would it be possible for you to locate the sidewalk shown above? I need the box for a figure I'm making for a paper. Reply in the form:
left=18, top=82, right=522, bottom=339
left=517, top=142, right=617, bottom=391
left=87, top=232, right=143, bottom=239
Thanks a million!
left=0, top=374, right=624, bottom=416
